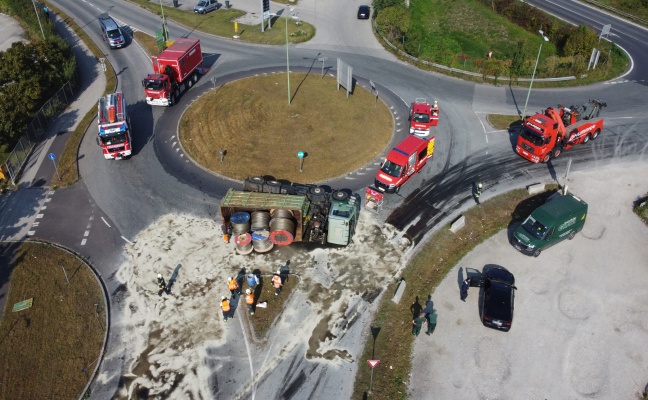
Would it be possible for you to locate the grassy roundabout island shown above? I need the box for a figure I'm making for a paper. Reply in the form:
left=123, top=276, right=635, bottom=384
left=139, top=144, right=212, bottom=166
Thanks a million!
left=179, top=73, right=394, bottom=182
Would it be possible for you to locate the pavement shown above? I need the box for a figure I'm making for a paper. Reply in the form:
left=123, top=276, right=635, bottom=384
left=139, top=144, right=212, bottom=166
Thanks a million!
left=0, top=13, right=28, bottom=52
left=409, top=162, right=648, bottom=399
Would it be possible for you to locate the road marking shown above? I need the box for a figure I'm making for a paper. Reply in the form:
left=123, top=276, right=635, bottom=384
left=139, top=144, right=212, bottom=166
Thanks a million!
left=101, top=217, right=111, bottom=227
left=27, top=231, right=35, bottom=236
left=175, top=148, right=180, bottom=152
left=41, top=206, right=47, bottom=210
left=84, top=230, right=90, bottom=237
left=81, top=239, right=87, bottom=246
left=121, top=236, right=134, bottom=245
left=32, top=222, right=39, bottom=227
left=45, top=197, right=52, bottom=202
left=36, top=214, right=44, bottom=219
left=172, top=141, right=177, bottom=147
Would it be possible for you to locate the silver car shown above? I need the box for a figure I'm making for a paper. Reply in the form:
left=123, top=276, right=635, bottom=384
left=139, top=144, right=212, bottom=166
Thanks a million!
left=194, top=0, right=218, bottom=14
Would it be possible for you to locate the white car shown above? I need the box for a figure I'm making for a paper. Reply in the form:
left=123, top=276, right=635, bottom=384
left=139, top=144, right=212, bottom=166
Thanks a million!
left=194, top=0, right=218, bottom=14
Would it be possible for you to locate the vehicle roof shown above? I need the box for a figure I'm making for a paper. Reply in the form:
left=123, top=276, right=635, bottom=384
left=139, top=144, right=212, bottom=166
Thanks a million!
left=159, top=38, right=200, bottom=58
left=533, top=193, right=588, bottom=222
left=484, top=282, right=513, bottom=320
left=99, top=14, right=119, bottom=30
left=486, top=266, right=515, bottom=285
left=386, top=135, right=427, bottom=163
left=145, top=74, right=167, bottom=80
left=358, top=5, right=370, bottom=9
left=412, top=102, right=431, bottom=114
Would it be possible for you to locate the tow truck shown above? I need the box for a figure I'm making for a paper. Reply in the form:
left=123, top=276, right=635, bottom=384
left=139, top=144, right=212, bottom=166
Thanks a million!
left=516, top=99, right=606, bottom=163
left=409, top=98, right=439, bottom=137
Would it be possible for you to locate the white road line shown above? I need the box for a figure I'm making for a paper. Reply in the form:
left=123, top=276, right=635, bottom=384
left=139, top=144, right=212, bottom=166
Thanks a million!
left=101, top=217, right=111, bottom=227
left=172, top=141, right=177, bottom=147
left=45, top=198, right=52, bottom=202
left=36, top=214, right=44, bottom=219
left=81, top=239, right=87, bottom=246
left=27, top=231, right=35, bottom=236
left=84, top=230, right=90, bottom=237
left=121, top=236, right=134, bottom=245
left=41, top=206, right=47, bottom=210
left=32, top=222, right=39, bottom=227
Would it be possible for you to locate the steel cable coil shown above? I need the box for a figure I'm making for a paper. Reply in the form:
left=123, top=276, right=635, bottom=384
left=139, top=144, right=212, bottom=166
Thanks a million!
left=269, top=218, right=296, bottom=246
left=231, top=212, right=251, bottom=235
left=250, top=211, right=271, bottom=231
left=234, top=233, right=254, bottom=255
left=271, top=209, right=294, bottom=219
left=251, top=229, right=274, bottom=253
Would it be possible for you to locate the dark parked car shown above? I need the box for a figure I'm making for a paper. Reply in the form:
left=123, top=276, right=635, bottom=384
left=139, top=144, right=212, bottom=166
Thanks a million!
left=357, top=5, right=370, bottom=19
left=468, top=266, right=516, bottom=332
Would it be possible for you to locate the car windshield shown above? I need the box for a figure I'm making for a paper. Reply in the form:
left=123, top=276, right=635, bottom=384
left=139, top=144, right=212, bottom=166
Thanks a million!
left=380, top=160, right=402, bottom=178
left=107, top=29, right=121, bottom=39
left=485, top=285, right=512, bottom=321
left=144, top=79, right=164, bottom=90
left=198, top=1, right=207, bottom=5
left=520, top=127, right=544, bottom=146
left=413, top=113, right=430, bottom=123
left=487, top=268, right=515, bottom=285
left=101, top=133, right=127, bottom=145
left=521, top=215, right=548, bottom=239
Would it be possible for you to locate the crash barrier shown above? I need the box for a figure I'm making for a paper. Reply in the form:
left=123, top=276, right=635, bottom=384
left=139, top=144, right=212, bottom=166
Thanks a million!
left=527, top=183, right=546, bottom=195
left=365, top=187, right=384, bottom=212
left=3, top=76, right=78, bottom=184
left=391, top=278, right=406, bottom=304
left=582, top=0, right=648, bottom=26
left=235, top=233, right=253, bottom=255
left=450, top=215, right=466, bottom=233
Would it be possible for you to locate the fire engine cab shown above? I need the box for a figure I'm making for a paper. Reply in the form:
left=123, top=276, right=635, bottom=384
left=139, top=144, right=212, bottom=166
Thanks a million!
left=375, top=135, right=435, bottom=193
left=97, top=92, right=132, bottom=160
left=409, top=98, right=439, bottom=137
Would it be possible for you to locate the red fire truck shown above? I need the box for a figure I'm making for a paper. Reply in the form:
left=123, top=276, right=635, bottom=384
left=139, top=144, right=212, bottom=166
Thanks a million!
left=374, top=135, right=435, bottom=193
left=97, top=92, right=132, bottom=160
left=142, top=38, right=204, bottom=106
left=516, top=100, right=606, bottom=163
left=409, top=98, right=439, bottom=137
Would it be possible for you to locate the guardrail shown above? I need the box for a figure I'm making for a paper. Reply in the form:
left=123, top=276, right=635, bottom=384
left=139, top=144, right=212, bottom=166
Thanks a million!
left=581, top=0, right=648, bottom=27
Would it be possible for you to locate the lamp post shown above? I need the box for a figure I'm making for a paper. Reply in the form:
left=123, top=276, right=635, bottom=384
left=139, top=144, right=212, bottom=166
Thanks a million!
left=31, top=0, right=46, bottom=40
left=285, top=5, right=295, bottom=105
left=522, top=30, right=549, bottom=119
left=159, top=0, right=168, bottom=42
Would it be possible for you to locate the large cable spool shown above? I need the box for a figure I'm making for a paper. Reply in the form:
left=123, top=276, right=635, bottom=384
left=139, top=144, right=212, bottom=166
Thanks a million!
left=250, top=211, right=271, bottom=231
left=271, top=209, right=294, bottom=219
left=269, top=218, right=296, bottom=246
left=251, top=229, right=274, bottom=253
left=234, top=233, right=253, bottom=255
left=231, top=212, right=251, bottom=235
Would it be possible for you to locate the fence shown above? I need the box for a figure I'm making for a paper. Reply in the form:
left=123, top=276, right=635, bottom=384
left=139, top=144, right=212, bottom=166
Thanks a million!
left=3, top=76, right=77, bottom=185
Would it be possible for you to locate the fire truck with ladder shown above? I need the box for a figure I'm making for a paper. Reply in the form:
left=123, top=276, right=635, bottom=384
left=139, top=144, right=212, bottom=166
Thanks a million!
left=97, top=92, right=132, bottom=160
left=516, top=99, right=606, bottom=163
left=409, top=98, right=439, bottom=137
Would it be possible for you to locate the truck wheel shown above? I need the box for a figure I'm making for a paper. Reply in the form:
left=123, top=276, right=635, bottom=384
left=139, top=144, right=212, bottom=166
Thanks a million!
left=244, top=176, right=264, bottom=192
left=568, top=231, right=576, bottom=240
left=333, top=190, right=349, bottom=201
left=541, top=153, right=551, bottom=163
left=169, top=94, right=176, bottom=106
left=583, top=134, right=591, bottom=144
left=533, top=249, right=541, bottom=257
left=592, top=129, right=600, bottom=140
left=192, top=72, right=199, bottom=84
left=265, top=180, right=282, bottom=194
left=188, top=77, right=193, bottom=88
left=552, top=147, right=562, bottom=159
left=395, top=186, right=400, bottom=194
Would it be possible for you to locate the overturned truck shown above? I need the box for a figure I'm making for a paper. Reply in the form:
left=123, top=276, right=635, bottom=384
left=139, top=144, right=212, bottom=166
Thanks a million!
left=220, top=177, right=360, bottom=254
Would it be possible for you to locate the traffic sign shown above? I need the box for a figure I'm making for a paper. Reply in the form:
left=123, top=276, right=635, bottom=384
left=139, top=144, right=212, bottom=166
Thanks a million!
left=367, top=360, right=380, bottom=369
left=297, top=151, right=305, bottom=158
left=48, top=153, right=56, bottom=160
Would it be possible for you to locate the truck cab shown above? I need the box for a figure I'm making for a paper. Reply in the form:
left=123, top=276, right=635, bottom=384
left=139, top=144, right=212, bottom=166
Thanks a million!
left=409, top=98, right=439, bottom=137
left=327, top=191, right=360, bottom=245
left=511, top=192, right=588, bottom=257
left=143, top=74, right=174, bottom=106
left=375, top=135, right=435, bottom=193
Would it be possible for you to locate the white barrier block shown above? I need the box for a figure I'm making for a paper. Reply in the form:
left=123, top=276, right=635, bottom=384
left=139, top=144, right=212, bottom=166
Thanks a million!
left=527, top=183, right=545, bottom=195
left=450, top=215, right=465, bottom=233
left=392, top=279, right=406, bottom=304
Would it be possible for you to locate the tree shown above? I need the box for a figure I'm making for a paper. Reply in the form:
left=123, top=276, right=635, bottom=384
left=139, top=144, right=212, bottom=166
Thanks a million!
left=375, top=6, right=410, bottom=43
left=373, top=0, right=405, bottom=15
left=509, top=40, right=526, bottom=81
left=563, top=25, right=598, bottom=58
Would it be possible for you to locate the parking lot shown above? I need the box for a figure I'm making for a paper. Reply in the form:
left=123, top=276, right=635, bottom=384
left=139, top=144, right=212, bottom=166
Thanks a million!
left=410, top=162, right=648, bottom=399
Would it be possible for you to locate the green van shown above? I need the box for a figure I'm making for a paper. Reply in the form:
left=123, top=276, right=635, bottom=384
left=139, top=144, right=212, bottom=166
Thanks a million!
left=511, top=192, right=588, bottom=257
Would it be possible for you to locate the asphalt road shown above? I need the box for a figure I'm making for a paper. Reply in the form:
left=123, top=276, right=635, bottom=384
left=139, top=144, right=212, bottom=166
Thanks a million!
left=5, top=0, right=648, bottom=398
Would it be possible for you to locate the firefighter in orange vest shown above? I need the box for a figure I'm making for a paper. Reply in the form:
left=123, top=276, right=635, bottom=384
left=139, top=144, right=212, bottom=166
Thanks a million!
left=245, top=288, right=255, bottom=315
left=272, top=270, right=283, bottom=299
left=221, top=296, right=232, bottom=321
left=227, top=277, right=241, bottom=297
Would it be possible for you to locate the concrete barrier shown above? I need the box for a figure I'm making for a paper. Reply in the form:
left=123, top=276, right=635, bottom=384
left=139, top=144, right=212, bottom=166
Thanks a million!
left=392, top=279, right=406, bottom=304
left=450, top=215, right=465, bottom=233
left=527, top=183, right=545, bottom=195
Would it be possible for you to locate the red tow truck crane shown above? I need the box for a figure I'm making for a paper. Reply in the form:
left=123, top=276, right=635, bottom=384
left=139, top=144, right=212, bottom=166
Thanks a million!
left=409, top=98, right=439, bottom=137
left=516, top=99, right=606, bottom=163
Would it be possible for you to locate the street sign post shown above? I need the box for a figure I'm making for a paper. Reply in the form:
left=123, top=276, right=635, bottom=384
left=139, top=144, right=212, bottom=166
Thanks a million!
left=48, top=153, right=61, bottom=181
left=367, top=359, right=380, bottom=394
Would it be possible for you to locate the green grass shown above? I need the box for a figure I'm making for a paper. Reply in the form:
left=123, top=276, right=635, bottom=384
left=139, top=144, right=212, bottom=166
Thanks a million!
left=634, top=194, right=648, bottom=225
left=0, top=242, right=106, bottom=400
left=180, top=73, right=393, bottom=183
left=126, top=0, right=314, bottom=44
left=351, top=186, right=559, bottom=399
left=133, top=30, right=159, bottom=56
left=487, top=114, right=521, bottom=130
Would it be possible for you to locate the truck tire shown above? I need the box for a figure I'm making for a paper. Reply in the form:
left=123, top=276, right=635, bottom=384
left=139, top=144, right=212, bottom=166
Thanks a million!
left=591, top=129, right=600, bottom=140
left=568, top=231, right=576, bottom=240
left=265, top=180, right=282, bottom=194
left=552, top=147, right=562, bottom=159
left=533, top=249, right=541, bottom=257
left=541, top=153, right=551, bottom=163
left=244, top=176, right=265, bottom=192
left=169, top=93, right=176, bottom=106
left=582, top=134, right=591, bottom=144
left=192, top=72, right=199, bottom=84
left=333, top=190, right=349, bottom=201
left=308, top=186, right=328, bottom=202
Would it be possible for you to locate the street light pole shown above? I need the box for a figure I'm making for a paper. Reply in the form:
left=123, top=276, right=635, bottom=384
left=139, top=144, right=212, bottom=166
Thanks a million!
left=522, top=31, right=549, bottom=119
left=285, top=5, right=293, bottom=105
left=31, top=0, right=46, bottom=40
left=159, top=0, right=168, bottom=41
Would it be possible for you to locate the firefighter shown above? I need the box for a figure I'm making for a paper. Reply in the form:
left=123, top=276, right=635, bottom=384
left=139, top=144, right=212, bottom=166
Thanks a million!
left=245, top=289, right=255, bottom=315
left=221, top=223, right=230, bottom=243
left=221, top=296, right=232, bottom=322
left=157, top=274, right=167, bottom=296
left=227, top=277, right=241, bottom=297
left=272, top=270, right=283, bottom=299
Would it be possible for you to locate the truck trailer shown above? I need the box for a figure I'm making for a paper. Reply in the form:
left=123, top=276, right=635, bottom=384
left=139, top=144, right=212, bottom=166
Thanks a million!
left=220, top=178, right=360, bottom=252
left=97, top=92, right=132, bottom=160
left=142, top=38, right=203, bottom=106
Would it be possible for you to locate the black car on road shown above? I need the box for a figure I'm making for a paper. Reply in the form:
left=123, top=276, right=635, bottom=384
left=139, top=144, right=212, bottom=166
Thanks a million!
left=357, top=5, right=370, bottom=19
left=467, top=266, right=516, bottom=332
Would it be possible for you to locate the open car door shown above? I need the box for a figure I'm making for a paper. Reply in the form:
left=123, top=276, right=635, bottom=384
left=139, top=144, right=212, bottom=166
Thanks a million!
left=465, top=268, right=484, bottom=287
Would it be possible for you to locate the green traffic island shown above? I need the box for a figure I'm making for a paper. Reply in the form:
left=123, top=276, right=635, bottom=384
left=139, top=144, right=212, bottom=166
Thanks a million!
left=0, top=242, right=106, bottom=400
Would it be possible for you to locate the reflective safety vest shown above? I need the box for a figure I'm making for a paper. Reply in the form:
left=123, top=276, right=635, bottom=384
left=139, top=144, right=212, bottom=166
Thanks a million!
left=221, top=299, right=230, bottom=312
left=272, top=274, right=282, bottom=288
left=228, top=280, right=239, bottom=291
left=245, top=293, right=254, bottom=305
